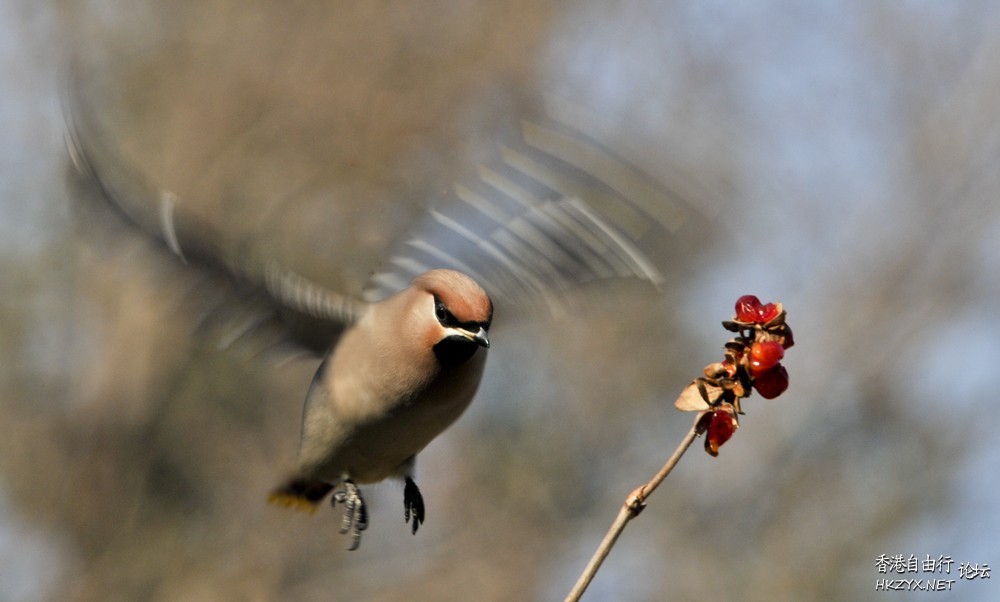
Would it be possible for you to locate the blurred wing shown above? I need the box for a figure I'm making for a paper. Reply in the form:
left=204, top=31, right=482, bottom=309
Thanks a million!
left=364, top=99, right=706, bottom=312
left=64, top=88, right=365, bottom=356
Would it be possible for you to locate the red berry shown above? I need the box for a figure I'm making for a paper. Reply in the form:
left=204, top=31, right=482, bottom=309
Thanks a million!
left=735, top=295, right=762, bottom=322
left=754, top=364, right=789, bottom=399
left=706, top=409, right=737, bottom=455
left=735, top=295, right=781, bottom=323
left=757, top=302, right=780, bottom=323
left=749, top=341, right=784, bottom=373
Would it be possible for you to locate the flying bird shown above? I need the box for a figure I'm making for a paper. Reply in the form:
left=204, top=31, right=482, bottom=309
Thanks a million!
left=267, top=268, right=492, bottom=548
left=65, top=90, right=700, bottom=549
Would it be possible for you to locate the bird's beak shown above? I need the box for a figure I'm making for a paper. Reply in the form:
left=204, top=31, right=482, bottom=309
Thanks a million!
left=460, top=327, right=490, bottom=349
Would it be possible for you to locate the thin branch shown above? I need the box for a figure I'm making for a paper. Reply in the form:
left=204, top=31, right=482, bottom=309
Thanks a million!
left=565, top=299, right=793, bottom=600
left=564, top=411, right=706, bottom=602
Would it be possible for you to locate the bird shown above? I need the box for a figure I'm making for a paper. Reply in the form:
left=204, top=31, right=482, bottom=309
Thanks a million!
left=64, top=85, right=698, bottom=549
left=267, top=268, right=492, bottom=549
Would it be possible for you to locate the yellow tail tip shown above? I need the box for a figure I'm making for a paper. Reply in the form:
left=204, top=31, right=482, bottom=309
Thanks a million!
left=268, top=477, right=334, bottom=513
left=267, top=492, right=320, bottom=514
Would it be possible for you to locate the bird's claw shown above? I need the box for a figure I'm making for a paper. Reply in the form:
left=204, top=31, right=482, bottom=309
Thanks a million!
left=403, top=476, right=425, bottom=534
left=332, top=480, right=368, bottom=550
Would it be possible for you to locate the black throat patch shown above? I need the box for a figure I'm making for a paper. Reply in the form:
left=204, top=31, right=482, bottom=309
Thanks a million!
left=433, top=335, right=481, bottom=367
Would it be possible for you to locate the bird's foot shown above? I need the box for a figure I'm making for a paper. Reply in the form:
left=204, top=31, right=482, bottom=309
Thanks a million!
left=332, top=480, right=368, bottom=550
left=403, top=476, right=425, bottom=534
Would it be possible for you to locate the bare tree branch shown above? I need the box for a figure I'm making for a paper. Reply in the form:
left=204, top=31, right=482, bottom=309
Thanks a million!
left=565, top=411, right=706, bottom=602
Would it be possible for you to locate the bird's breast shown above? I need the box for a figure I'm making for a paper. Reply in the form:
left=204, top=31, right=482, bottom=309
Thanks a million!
left=303, top=322, right=488, bottom=483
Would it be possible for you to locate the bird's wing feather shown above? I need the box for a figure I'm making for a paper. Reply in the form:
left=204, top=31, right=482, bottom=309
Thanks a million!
left=66, top=78, right=710, bottom=338
left=364, top=98, right=710, bottom=313
left=64, top=86, right=364, bottom=356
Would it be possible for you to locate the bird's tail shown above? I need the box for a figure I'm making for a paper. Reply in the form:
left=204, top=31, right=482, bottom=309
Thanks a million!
left=268, top=477, right=334, bottom=513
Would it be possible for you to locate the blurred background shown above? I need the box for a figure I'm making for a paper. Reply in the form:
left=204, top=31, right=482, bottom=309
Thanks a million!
left=3, top=1, right=999, bottom=600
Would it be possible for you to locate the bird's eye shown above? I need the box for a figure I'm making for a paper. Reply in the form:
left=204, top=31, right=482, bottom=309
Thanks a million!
left=434, top=299, right=450, bottom=324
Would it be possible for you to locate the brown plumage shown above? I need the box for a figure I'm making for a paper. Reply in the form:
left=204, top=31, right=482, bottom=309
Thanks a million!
left=269, top=269, right=492, bottom=548
left=66, top=90, right=672, bottom=551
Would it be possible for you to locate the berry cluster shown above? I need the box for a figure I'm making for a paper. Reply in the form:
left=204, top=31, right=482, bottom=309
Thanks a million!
left=674, top=295, right=794, bottom=456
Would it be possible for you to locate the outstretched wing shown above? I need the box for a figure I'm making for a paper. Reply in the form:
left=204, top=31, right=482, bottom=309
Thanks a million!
left=65, top=88, right=365, bottom=356
left=364, top=97, right=710, bottom=313
left=66, top=80, right=710, bottom=344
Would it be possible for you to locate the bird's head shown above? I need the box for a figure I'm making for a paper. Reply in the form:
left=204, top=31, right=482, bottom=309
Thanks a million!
left=412, top=269, right=492, bottom=366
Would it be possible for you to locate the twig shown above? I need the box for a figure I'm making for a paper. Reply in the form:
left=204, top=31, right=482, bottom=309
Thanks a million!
left=564, top=296, right=794, bottom=601
left=564, top=411, right=706, bottom=602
